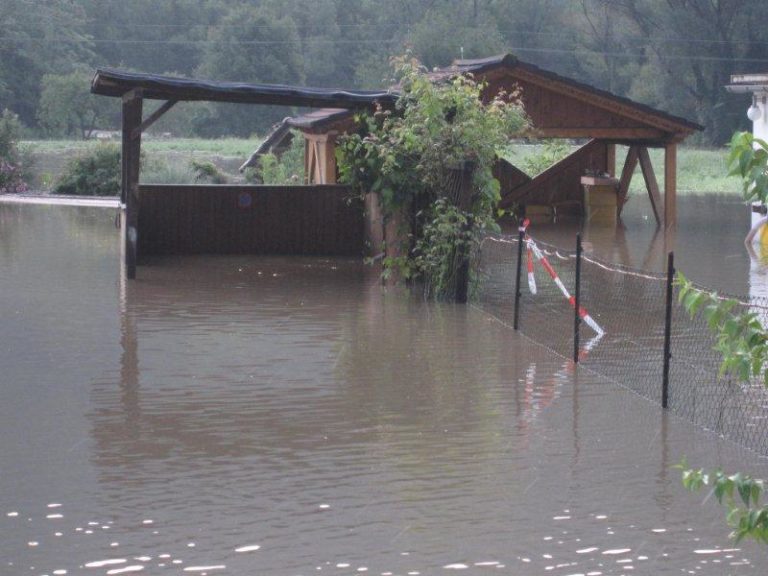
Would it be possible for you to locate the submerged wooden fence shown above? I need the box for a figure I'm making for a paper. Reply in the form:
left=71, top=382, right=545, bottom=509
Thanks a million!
left=138, top=184, right=363, bottom=257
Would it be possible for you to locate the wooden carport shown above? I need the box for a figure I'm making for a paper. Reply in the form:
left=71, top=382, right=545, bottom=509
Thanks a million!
left=460, top=55, right=701, bottom=227
left=268, top=54, right=701, bottom=229
left=91, top=69, right=396, bottom=279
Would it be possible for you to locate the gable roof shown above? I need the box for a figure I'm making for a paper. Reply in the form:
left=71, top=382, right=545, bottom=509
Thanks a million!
left=285, top=53, right=701, bottom=142
left=450, top=54, right=701, bottom=135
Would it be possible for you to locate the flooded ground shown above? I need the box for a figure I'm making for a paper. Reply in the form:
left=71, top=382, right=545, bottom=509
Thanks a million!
left=1, top=197, right=767, bottom=575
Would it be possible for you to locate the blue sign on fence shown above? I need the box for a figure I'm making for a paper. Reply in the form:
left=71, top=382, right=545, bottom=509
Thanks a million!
left=237, top=192, right=253, bottom=209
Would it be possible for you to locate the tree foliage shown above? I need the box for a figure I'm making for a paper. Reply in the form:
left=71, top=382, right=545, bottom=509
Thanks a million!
left=677, top=272, right=768, bottom=383
left=677, top=459, right=768, bottom=545
left=0, top=109, right=27, bottom=194
left=54, top=144, right=120, bottom=196
left=38, top=70, right=117, bottom=139
left=1, top=1, right=768, bottom=142
left=675, top=133, right=768, bottom=546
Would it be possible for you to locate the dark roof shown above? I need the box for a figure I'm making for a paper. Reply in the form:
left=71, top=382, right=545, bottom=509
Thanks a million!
left=91, top=68, right=397, bottom=109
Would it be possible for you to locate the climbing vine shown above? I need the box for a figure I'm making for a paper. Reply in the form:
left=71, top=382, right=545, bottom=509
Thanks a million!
left=336, top=54, right=528, bottom=298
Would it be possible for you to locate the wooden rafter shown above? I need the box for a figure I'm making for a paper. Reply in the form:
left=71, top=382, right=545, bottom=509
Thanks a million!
left=531, top=127, right=667, bottom=140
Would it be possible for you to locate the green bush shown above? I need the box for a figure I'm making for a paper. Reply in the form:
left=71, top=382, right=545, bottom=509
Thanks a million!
left=191, top=159, right=228, bottom=184
left=0, top=109, right=28, bottom=194
left=54, top=144, right=120, bottom=196
left=244, top=133, right=304, bottom=185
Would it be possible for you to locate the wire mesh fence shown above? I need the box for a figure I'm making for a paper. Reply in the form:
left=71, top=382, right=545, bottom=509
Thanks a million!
left=473, top=231, right=768, bottom=456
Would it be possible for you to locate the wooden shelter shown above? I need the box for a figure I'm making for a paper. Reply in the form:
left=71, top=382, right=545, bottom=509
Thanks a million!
left=261, top=54, right=700, bottom=227
left=93, top=55, right=700, bottom=279
left=91, top=69, right=395, bottom=279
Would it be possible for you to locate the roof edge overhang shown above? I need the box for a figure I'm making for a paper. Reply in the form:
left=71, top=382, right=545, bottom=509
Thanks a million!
left=91, top=68, right=398, bottom=109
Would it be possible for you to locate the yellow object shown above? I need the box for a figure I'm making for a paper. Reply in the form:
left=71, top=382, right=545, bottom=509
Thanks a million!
left=760, top=222, right=768, bottom=247
left=583, top=184, right=618, bottom=226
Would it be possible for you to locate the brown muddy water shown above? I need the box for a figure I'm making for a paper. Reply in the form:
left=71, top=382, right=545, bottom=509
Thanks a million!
left=1, top=197, right=767, bottom=576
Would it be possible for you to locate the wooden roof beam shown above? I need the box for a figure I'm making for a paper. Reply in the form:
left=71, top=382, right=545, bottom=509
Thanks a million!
left=531, top=128, right=669, bottom=140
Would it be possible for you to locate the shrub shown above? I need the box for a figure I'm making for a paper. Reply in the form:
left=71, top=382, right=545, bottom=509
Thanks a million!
left=0, top=109, right=28, bottom=194
left=54, top=144, right=120, bottom=196
left=336, top=54, right=529, bottom=298
left=244, top=133, right=304, bottom=185
left=191, top=159, right=228, bottom=184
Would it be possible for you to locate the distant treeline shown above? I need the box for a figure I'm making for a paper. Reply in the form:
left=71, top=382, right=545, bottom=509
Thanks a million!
left=1, top=0, right=765, bottom=144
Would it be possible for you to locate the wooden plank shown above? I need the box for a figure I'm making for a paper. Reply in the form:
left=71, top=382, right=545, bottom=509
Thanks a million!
left=637, top=146, right=663, bottom=226
left=617, top=146, right=639, bottom=216
left=664, top=143, right=677, bottom=230
left=498, top=139, right=606, bottom=210
left=531, top=127, right=667, bottom=140
left=132, top=99, right=177, bottom=139
left=137, top=185, right=364, bottom=257
left=509, top=66, right=695, bottom=135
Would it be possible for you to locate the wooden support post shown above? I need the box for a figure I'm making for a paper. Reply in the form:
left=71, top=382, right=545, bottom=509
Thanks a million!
left=638, top=146, right=663, bottom=226
left=606, top=143, right=616, bottom=177
left=122, top=89, right=143, bottom=280
left=664, top=143, right=677, bottom=231
left=617, top=145, right=639, bottom=217
left=324, top=133, right=337, bottom=184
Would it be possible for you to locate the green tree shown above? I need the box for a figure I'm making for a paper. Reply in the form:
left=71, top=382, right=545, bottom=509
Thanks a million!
left=38, top=70, right=117, bottom=138
left=196, top=5, right=305, bottom=137
left=410, top=5, right=504, bottom=68
left=0, top=109, right=27, bottom=194
left=606, top=0, right=768, bottom=145
left=0, top=0, right=92, bottom=127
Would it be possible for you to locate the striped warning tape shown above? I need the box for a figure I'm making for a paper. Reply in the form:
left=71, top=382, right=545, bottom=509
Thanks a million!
left=518, top=220, right=605, bottom=337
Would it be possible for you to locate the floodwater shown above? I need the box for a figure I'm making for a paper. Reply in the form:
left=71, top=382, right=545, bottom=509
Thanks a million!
left=1, top=197, right=767, bottom=576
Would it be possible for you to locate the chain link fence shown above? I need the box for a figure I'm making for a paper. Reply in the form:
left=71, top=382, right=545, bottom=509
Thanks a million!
left=473, top=231, right=768, bottom=456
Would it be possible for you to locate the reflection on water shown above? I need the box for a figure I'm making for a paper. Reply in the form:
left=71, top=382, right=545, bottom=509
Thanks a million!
left=510, top=193, right=754, bottom=295
left=1, top=201, right=767, bottom=576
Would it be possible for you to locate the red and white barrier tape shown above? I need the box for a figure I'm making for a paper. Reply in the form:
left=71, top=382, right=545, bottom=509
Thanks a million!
left=518, top=219, right=604, bottom=337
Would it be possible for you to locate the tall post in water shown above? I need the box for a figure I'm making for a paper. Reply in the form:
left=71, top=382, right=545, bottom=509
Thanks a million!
left=122, top=89, right=143, bottom=280
left=573, top=233, right=582, bottom=363
left=662, top=251, right=675, bottom=409
left=513, top=224, right=525, bottom=330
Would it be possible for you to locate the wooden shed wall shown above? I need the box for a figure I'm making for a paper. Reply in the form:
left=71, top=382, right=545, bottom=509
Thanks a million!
left=138, top=184, right=363, bottom=257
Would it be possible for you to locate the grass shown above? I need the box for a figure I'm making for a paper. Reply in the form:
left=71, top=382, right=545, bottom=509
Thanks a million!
left=24, top=137, right=258, bottom=156
left=21, top=138, right=742, bottom=195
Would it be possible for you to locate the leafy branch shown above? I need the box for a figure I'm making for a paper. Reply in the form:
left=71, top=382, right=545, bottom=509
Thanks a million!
left=728, top=131, right=768, bottom=205
left=675, top=458, right=768, bottom=544
left=676, top=272, right=768, bottom=385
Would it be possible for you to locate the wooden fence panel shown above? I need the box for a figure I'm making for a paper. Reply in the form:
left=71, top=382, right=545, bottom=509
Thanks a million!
left=138, top=184, right=363, bottom=257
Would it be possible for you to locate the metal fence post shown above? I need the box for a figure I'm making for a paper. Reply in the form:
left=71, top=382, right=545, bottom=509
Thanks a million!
left=662, top=251, right=675, bottom=409
left=574, top=233, right=582, bottom=363
left=513, top=225, right=525, bottom=330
